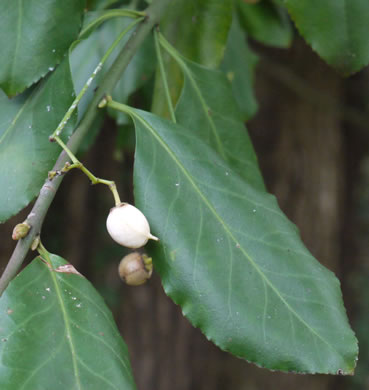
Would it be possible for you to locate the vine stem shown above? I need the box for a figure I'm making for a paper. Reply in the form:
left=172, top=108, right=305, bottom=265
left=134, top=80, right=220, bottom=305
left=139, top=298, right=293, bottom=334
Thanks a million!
left=154, top=27, right=176, bottom=123
left=0, top=0, right=174, bottom=296
left=51, top=16, right=144, bottom=139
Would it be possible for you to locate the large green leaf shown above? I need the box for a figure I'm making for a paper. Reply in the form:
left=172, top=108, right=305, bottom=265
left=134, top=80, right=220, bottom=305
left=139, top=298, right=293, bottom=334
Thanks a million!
left=237, top=0, right=293, bottom=48
left=152, top=0, right=232, bottom=117
left=127, top=107, right=358, bottom=374
left=0, top=0, right=85, bottom=96
left=220, top=15, right=259, bottom=121
left=0, top=254, right=136, bottom=389
left=0, top=59, right=76, bottom=223
left=285, top=0, right=369, bottom=74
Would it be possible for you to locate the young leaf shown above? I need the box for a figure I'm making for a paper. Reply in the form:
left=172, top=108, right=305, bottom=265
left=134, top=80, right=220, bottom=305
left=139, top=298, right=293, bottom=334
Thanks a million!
left=0, top=254, right=136, bottom=389
left=0, top=58, right=76, bottom=223
left=220, top=15, right=259, bottom=121
left=128, top=107, right=358, bottom=374
left=160, top=35, right=264, bottom=190
left=237, top=0, right=293, bottom=48
left=285, top=0, right=369, bottom=74
left=152, top=0, right=233, bottom=117
left=0, top=0, right=85, bottom=96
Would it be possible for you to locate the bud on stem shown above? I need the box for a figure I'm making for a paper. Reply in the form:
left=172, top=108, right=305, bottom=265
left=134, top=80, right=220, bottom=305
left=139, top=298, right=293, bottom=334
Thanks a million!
left=12, top=222, right=31, bottom=240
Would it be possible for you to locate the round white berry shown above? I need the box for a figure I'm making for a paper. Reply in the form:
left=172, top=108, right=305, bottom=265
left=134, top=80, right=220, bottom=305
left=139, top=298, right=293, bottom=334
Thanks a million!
left=106, top=203, right=158, bottom=248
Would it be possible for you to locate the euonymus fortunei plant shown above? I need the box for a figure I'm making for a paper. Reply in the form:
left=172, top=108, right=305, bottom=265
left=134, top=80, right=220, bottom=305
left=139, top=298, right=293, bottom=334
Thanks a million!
left=0, top=0, right=366, bottom=388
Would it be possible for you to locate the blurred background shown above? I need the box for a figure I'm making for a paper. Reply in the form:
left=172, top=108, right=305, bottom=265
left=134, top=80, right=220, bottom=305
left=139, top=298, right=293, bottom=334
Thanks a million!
left=1, top=7, right=369, bottom=390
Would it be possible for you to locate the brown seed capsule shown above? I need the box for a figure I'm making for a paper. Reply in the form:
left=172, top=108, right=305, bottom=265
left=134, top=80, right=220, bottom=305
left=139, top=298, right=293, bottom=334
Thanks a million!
left=118, top=252, right=153, bottom=286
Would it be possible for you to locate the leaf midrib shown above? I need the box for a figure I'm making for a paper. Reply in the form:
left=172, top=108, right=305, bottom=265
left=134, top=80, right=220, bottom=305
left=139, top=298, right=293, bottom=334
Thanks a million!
left=179, top=61, right=227, bottom=160
left=44, top=257, right=82, bottom=390
left=0, top=83, right=41, bottom=146
left=8, top=0, right=23, bottom=94
left=132, top=111, right=342, bottom=360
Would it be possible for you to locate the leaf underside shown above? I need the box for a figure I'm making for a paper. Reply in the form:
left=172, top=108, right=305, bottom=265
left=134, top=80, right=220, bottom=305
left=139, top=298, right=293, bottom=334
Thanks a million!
left=0, top=255, right=136, bottom=390
left=131, top=107, right=358, bottom=374
left=70, top=14, right=155, bottom=125
left=285, top=0, right=369, bottom=74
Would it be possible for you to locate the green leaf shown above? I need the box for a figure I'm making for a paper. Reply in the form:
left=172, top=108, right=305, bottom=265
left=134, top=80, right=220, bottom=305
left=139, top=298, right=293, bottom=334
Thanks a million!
left=237, top=0, right=293, bottom=48
left=87, top=0, right=123, bottom=11
left=160, top=36, right=265, bottom=190
left=220, top=14, right=259, bottom=121
left=0, top=254, right=136, bottom=389
left=0, top=0, right=85, bottom=96
left=160, top=0, right=233, bottom=68
left=284, top=0, right=369, bottom=74
left=128, top=107, right=358, bottom=374
left=0, top=58, right=76, bottom=223
left=152, top=0, right=233, bottom=117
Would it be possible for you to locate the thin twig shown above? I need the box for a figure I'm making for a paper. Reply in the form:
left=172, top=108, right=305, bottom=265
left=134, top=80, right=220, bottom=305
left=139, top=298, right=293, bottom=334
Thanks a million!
left=53, top=136, right=122, bottom=205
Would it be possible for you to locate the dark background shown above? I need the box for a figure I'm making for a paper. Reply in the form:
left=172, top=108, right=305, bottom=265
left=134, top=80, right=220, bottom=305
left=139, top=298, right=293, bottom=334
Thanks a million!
left=1, top=38, right=368, bottom=389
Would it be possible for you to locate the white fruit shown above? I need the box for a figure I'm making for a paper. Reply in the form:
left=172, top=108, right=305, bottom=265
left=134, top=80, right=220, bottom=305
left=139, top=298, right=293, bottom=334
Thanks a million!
left=106, top=203, right=158, bottom=248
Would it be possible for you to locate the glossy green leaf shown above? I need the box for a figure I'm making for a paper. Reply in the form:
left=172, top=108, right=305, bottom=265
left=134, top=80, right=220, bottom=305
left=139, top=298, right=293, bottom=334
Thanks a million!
left=162, top=37, right=265, bottom=190
left=152, top=0, right=232, bottom=117
left=0, top=59, right=76, bottom=223
left=0, top=254, right=136, bottom=389
left=128, top=107, right=358, bottom=374
left=237, top=0, right=293, bottom=48
left=285, top=0, right=369, bottom=74
left=0, top=0, right=85, bottom=96
left=220, top=15, right=259, bottom=121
